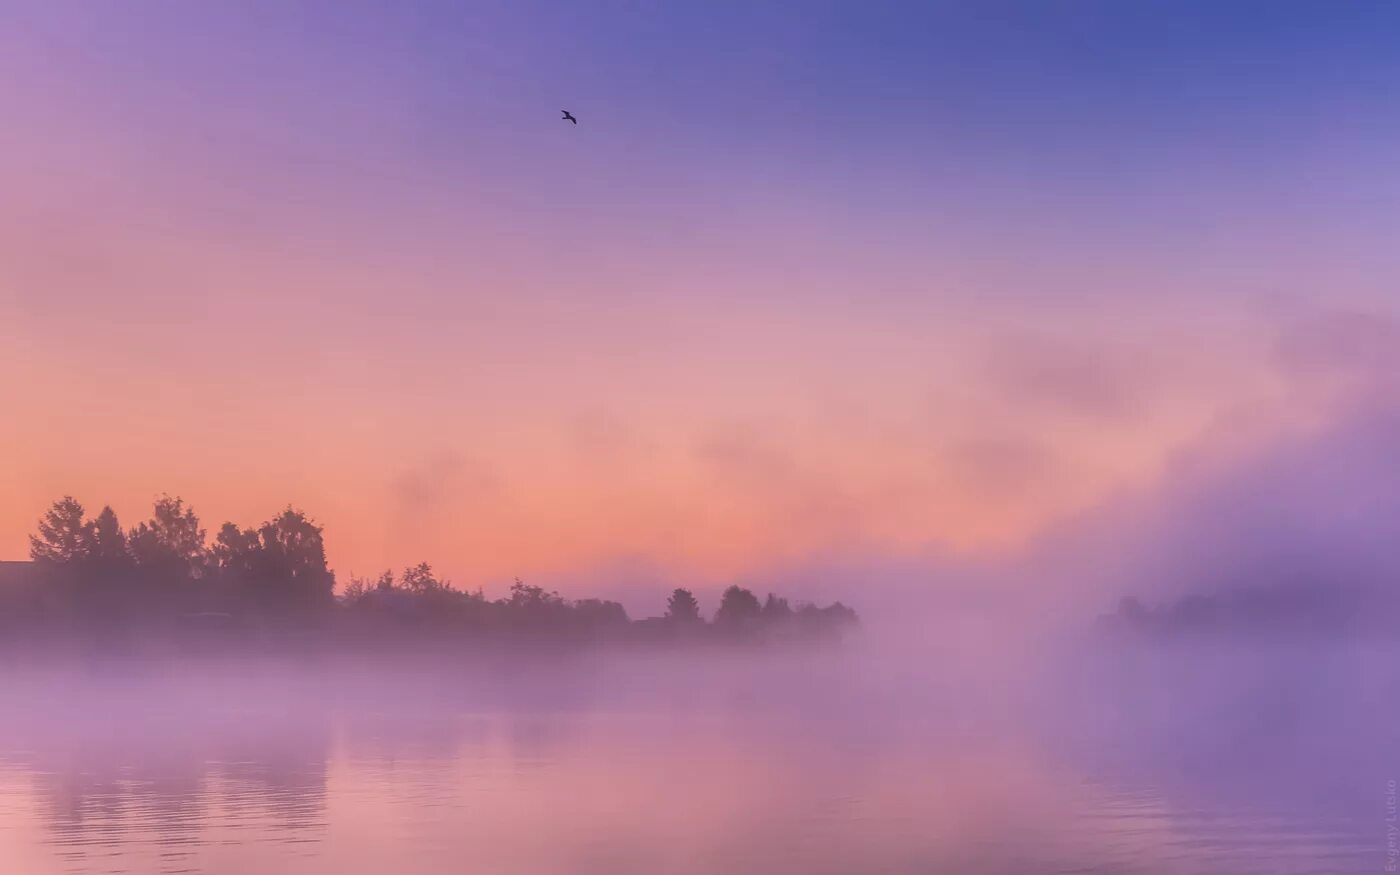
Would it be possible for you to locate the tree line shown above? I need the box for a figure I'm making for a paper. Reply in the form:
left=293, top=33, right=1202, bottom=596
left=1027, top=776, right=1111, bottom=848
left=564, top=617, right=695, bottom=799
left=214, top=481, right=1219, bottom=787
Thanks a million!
left=3, top=495, right=858, bottom=646
left=1095, top=583, right=1379, bottom=641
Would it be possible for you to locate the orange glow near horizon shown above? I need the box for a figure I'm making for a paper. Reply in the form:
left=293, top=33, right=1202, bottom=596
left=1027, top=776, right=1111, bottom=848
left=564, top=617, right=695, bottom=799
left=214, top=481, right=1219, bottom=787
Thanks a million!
left=2, top=1, right=1392, bottom=601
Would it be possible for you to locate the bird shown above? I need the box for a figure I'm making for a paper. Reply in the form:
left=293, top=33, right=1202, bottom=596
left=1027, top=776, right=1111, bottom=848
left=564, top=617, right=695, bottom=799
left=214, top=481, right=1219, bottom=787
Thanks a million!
left=561, top=110, right=577, bottom=125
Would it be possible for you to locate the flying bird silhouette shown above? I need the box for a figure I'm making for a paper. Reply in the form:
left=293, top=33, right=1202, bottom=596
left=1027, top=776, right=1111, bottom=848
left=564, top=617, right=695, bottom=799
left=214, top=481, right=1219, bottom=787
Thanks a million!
left=561, top=110, right=577, bottom=125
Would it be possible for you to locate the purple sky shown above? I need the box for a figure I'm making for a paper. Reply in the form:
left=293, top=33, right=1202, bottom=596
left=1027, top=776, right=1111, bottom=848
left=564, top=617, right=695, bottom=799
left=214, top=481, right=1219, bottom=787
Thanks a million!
left=3, top=1, right=1398, bottom=605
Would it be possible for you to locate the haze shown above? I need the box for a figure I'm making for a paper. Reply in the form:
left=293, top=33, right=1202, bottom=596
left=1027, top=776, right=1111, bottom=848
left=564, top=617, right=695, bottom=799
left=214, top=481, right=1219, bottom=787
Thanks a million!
left=6, top=1, right=1400, bottom=598
left=1, top=2, right=1398, bottom=874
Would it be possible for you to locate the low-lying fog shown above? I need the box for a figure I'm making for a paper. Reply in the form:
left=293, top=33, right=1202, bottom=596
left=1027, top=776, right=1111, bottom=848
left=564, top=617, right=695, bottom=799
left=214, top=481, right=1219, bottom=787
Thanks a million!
left=0, top=629, right=1394, bottom=875
left=4, top=372, right=1399, bottom=874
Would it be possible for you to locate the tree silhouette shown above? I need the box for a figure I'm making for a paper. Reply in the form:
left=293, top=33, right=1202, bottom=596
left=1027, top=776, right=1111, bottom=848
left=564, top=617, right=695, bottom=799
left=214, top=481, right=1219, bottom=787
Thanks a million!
left=215, top=508, right=334, bottom=613
left=761, top=593, right=792, bottom=621
left=503, top=579, right=564, bottom=610
left=128, top=496, right=207, bottom=581
left=665, top=588, right=701, bottom=623
left=400, top=562, right=446, bottom=594
left=714, top=585, right=761, bottom=626
left=29, top=497, right=92, bottom=565
left=498, top=578, right=567, bottom=629
left=573, top=598, right=629, bottom=631
left=18, top=493, right=861, bottom=648
left=212, top=522, right=259, bottom=579
left=340, top=570, right=394, bottom=607
left=88, top=507, right=129, bottom=569
left=794, top=601, right=859, bottom=639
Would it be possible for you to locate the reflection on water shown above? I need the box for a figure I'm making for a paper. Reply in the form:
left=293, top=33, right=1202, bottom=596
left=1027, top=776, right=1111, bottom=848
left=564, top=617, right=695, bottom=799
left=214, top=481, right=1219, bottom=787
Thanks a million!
left=0, top=653, right=1387, bottom=875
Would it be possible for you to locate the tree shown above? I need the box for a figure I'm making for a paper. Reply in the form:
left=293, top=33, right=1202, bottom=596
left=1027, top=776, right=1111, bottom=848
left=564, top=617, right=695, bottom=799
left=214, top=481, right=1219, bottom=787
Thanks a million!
left=665, top=588, right=701, bottom=623
left=128, top=495, right=207, bottom=580
left=794, top=601, right=859, bottom=639
left=400, top=562, right=446, bottom=594
left=29, top=499, right=133, bottom=623
left=29, top=497, right=92, bottom=565
left=341, top=570, right=397, bottom=605
left=210, top=508, right=335, bottom=613
left=499, top=578, right=568, bottom=630
left=504, top=578, right=565, bottom=610
left=574, top=598, right=629, bottom=630
left=341, top=575, right=371, bottom=605
left=257, top=508, right=336, bottom=611
left=761, top=593, right=792, bottom=622
left=714, top=585, right=761, bottom=626
left=89, top=507, right=130, bottom=568
left=212, top=522, right=259, bottom=578
left=21, top=490, right=865, bottom=645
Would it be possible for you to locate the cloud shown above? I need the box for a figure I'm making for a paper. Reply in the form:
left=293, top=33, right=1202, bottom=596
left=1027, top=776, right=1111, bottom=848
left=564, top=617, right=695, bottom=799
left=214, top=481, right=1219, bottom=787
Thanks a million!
left=390, top=451, right=500, bottom=511
left=944, top=435, right=1054, bottom=497
left=1271, top=308, right=1400, bottom=391
left=385, top=451, right=503, bottom=563
left=982, top=334, right=1161, bottom=421
left=1023, top=309, right=1400, bottom=615
left=567, top=408, right=656, bottom=467
left=691, top=423, right=946, bottom=553
left=1118, top=402, right=1400, bottom=598
left=785, top=309, right=1400, bottom=640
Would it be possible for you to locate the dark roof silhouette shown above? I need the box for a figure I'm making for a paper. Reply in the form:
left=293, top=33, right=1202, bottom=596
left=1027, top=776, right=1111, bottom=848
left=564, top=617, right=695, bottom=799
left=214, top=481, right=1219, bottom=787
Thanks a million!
left=0, top=560, right=33, bottom=588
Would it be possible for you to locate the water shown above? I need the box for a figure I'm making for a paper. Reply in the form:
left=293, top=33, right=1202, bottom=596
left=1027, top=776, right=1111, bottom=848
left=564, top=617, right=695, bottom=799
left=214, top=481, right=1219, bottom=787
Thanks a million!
left=0, top=649, right=1390, bottom=874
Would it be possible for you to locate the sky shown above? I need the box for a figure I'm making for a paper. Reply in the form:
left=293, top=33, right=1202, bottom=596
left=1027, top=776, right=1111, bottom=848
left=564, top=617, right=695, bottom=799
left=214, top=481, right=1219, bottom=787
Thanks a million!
left=3, top=1, right=1399, bottom=607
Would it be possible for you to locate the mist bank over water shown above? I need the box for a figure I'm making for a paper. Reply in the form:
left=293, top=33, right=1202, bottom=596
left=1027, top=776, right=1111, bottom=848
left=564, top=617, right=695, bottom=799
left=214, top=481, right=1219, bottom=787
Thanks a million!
left=7, top=348, right=1400, bottom=672
left=2, top=540, right=1394, bottom=875
left=1060, top=379, right=1400, bottom=619
left=815, top=389, right=1400, bottom=653
left=2, top=634, right=1394, bottom=829
left=3, top=660, right=1386, bottom=875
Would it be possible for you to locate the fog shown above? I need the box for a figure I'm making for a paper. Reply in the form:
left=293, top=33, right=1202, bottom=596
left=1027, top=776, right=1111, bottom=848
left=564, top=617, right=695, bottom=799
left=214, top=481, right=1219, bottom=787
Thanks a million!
left=5, top=335, right=1399, bottom=873
left=1, top=626, right=1393, bottom=874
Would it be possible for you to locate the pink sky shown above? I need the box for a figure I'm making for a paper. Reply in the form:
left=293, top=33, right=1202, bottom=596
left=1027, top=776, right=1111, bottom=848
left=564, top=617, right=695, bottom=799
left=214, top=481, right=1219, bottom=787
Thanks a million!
left=3, top=2, right=1397, bottom=600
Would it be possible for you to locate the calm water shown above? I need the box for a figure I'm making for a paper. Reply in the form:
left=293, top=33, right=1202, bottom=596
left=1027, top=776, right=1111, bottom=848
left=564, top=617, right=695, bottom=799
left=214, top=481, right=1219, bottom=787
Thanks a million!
left=0, top=649, right=1390, bottom=874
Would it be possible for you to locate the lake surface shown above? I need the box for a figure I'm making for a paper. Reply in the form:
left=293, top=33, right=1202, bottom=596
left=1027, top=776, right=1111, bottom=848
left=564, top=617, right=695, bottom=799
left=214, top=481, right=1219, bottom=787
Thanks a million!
left=0, top=648, right=1391, bottom=874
